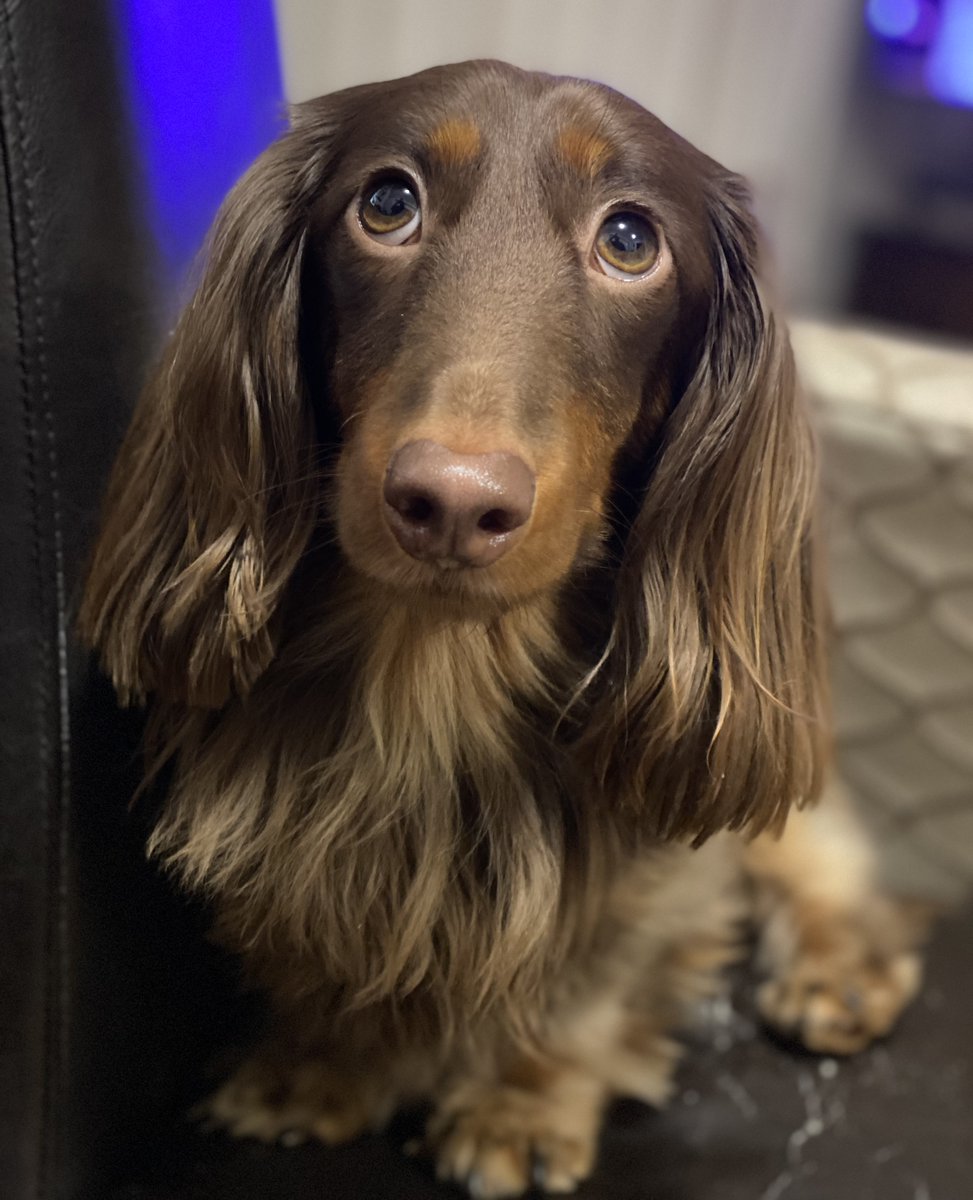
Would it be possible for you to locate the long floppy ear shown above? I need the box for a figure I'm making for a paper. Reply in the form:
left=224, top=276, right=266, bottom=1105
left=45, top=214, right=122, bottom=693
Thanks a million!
left=582, top=171, right=829, bottom=842
left=80, top=107, right=339, bottom=708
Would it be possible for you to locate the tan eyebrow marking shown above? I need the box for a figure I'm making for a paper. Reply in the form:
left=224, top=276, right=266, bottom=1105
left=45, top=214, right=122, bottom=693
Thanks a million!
left=425, top=118, right=482, bottom=166
left=555, top=126, right=615, bottom=179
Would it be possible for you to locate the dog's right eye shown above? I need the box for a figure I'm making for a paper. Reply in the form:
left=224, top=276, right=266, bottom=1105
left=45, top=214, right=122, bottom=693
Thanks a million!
left=360, top=177, right=421, bottom=245
left=593, top=211, right=660, bottom=280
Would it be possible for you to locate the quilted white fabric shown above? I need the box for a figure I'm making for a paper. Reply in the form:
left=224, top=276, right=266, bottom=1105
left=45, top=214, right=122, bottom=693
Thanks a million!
left=793, top=321, right=973, bottom=900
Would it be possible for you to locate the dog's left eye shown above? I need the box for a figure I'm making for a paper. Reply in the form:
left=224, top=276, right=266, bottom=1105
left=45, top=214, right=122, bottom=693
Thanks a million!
left=593, top=212, right=659, bottom=280
left=360, top=177, right=421, bottom=245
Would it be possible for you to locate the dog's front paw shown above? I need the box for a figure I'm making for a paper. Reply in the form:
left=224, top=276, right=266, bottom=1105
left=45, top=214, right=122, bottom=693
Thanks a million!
left=756, top=899, right=924, bottom=1055
left=198, top=1050, right=392, bottom=1146
left=428, top=1080, right=601, bottom=1198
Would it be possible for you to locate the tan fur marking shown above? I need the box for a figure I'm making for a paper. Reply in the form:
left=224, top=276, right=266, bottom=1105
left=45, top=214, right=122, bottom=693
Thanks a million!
left=556, top=126, right=614, bottom=179
left=426, top=118, right=481, bottom=166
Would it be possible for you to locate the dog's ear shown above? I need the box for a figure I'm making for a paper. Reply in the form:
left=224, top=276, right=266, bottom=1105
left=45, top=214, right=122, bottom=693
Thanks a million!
left=582, top=171, right=829, bottom=842
left=80, top=104, right=342, bottom=708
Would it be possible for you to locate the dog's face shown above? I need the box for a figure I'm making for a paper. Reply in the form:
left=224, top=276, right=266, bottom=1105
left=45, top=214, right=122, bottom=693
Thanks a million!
left=82, top=60, right=826, bottom=838
left=304, top=64, right=716, bottom=606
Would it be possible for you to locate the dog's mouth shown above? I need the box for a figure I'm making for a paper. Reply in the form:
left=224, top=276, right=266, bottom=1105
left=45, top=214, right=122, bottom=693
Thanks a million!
left=380, top=543, right=515, bottom=598
left=419, top=553, right=495, bottom=574
left=330, top=547, right=527, bottom=625
left=340, top=500, right=608, bottom=621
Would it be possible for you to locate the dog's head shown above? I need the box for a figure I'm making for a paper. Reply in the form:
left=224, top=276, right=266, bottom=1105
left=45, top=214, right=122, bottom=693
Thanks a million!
left=306, top=66, right=716, bottom=609
left=82, top=61, right=826, bottom=837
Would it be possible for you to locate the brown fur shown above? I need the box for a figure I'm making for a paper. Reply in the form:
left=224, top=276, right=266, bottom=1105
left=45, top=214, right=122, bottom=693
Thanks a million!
left=80, top=62, right=921, bottom=1197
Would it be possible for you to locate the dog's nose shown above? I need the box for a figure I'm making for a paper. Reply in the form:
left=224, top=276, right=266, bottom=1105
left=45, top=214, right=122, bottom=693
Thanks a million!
left=383, top=440, right=535, bottom=567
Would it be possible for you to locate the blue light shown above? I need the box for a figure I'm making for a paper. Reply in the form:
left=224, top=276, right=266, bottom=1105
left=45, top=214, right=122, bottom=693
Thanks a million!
left=927, top=0, right=973, bottom=106
left=115, top=0, right=286, bottom=290
left=867, top=0, right=923, bottom=40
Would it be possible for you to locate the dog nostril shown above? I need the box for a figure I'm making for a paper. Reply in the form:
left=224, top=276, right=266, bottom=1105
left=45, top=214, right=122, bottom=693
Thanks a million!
left=477, top=508, right=516, bottom=535
left=398, top=494, right=436, bottom=524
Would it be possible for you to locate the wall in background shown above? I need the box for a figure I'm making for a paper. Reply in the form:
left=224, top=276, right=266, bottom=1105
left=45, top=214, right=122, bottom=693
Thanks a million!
left=272, top=0, right=863, bottom=313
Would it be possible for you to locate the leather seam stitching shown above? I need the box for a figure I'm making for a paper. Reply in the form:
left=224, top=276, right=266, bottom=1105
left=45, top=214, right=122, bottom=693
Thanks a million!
left=0, top=6, right=70, bottom=1198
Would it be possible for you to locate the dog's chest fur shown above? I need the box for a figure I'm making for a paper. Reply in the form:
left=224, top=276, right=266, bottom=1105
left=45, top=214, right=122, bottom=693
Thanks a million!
left=147, top=580, right=641, bottom=1030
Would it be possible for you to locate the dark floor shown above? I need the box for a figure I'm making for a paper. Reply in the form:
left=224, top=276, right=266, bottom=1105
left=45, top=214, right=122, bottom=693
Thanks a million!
left=117, top=911, right=972, bottom=1200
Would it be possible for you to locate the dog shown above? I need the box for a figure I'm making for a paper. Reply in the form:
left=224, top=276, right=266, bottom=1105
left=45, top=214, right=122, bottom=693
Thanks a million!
left=81, top=60, right=923, bottom=1197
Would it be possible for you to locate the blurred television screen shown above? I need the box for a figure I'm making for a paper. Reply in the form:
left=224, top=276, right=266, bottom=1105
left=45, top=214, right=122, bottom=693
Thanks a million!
left=866, top=0, right=973, bottom=110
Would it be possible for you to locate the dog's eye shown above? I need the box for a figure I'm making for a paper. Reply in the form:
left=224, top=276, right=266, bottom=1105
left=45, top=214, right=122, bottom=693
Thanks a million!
left=594, top=212, right=659, bottom=280
left=360, top=177, right=421, bottom=245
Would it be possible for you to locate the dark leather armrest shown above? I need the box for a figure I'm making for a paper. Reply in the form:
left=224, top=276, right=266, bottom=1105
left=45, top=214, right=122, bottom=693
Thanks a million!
left=0, top=4, right=229, bottom=1197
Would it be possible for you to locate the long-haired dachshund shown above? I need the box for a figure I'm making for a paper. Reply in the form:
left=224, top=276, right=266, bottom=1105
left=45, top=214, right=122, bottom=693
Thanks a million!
left=81, top=61, right=923, bottom=1197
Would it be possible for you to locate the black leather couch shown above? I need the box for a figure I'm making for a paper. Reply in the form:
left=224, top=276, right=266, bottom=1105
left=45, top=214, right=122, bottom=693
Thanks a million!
left=0, top=3, right=235, bottom=1197
left=2, top=5, right=971, bottom=1199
